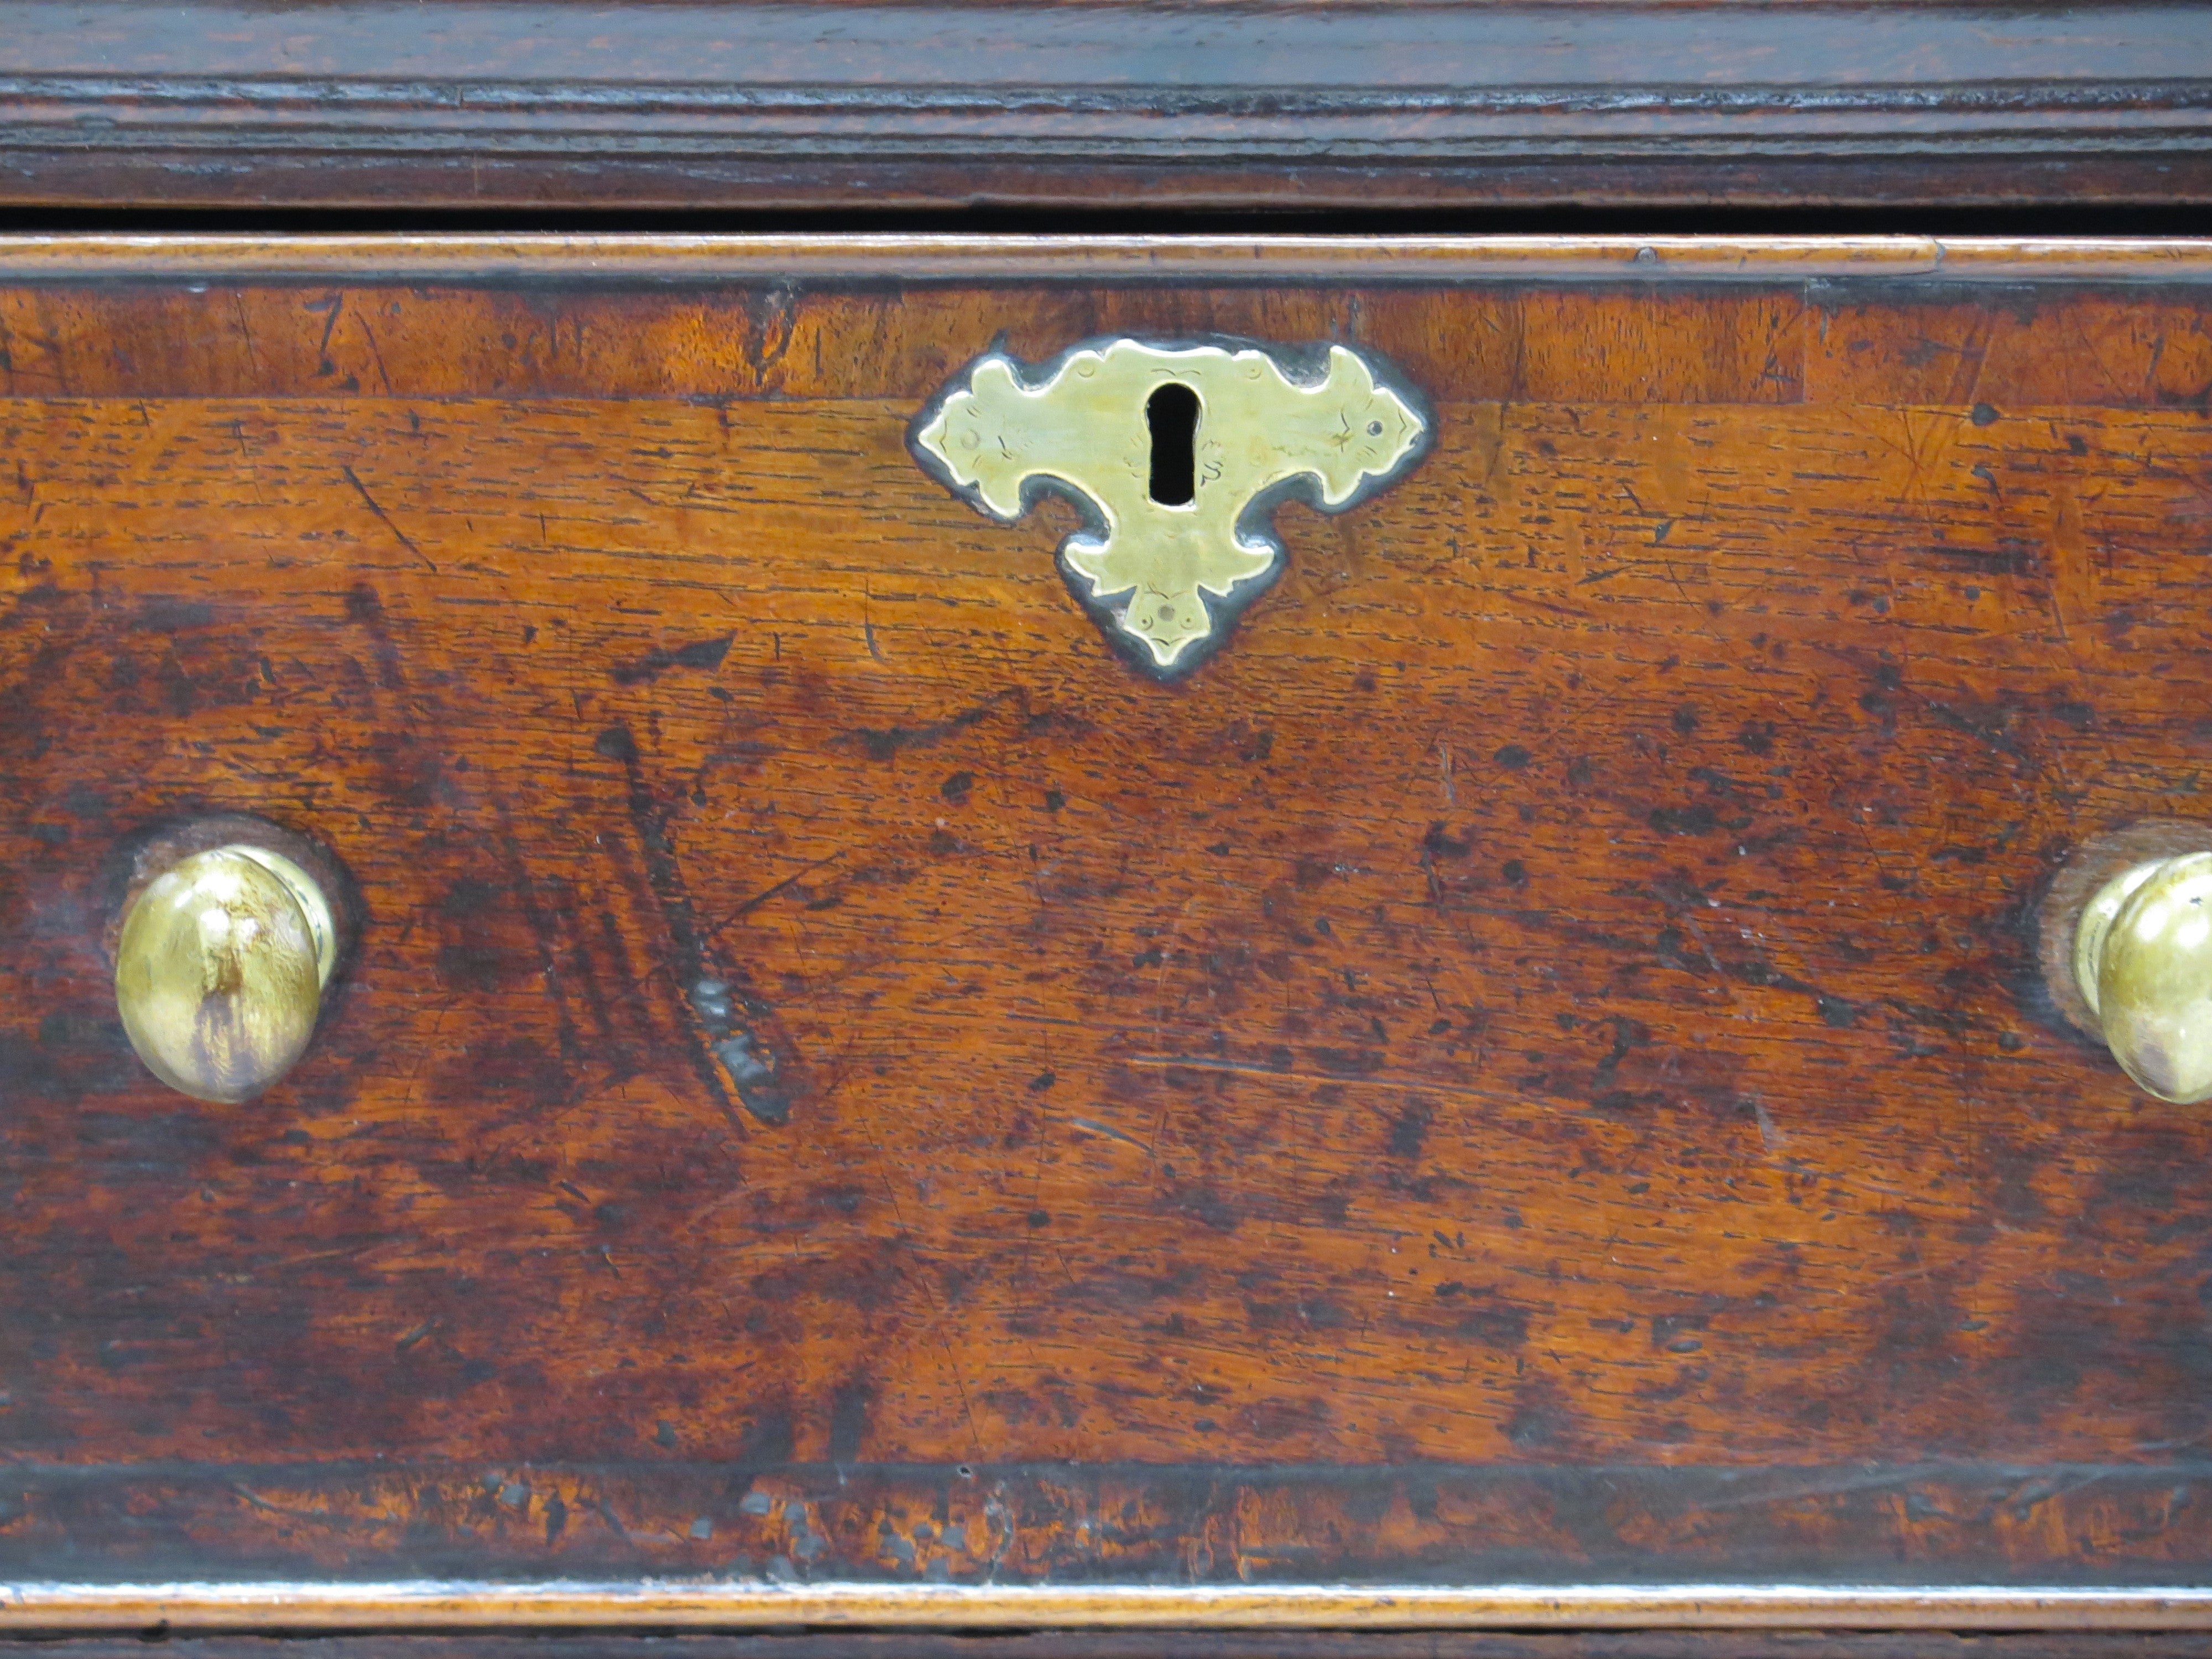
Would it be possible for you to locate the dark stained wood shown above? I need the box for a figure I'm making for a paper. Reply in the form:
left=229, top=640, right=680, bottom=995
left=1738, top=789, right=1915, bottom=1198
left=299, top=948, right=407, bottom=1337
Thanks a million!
left=1, top=3, right=2209, bottom=212
left=7, top=241, right=2212, bottom=1615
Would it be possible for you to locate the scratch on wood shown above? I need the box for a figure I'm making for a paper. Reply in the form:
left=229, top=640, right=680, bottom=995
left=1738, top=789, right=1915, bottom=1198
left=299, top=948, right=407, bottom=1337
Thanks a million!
left=341, top=462, right=438, bottom=573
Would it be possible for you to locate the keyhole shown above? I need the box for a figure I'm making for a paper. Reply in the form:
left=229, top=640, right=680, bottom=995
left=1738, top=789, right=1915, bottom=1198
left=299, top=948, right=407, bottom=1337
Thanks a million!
left=1146, top=383, right=1200, bottom=506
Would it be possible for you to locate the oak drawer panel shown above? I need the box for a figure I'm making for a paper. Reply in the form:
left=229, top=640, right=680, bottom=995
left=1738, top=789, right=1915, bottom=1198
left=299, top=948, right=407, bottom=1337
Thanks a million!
left=3, top=238, right=2212, bottom=1623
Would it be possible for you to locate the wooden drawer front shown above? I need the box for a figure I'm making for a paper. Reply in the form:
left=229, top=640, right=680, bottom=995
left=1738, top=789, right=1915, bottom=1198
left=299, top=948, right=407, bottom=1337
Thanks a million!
left=4, top=238, right=2212, bottom=1624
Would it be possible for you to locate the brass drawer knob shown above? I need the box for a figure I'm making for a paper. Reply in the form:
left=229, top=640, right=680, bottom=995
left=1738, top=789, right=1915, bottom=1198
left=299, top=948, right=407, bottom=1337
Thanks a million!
left=2044, top=821, right=2212, bottom=1103
left=116, top=842, right=338, bottom=1103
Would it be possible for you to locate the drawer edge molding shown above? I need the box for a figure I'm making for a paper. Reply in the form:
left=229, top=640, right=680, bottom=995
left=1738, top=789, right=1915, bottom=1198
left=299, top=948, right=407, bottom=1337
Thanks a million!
left=1, top=234, right=2211, bottom=286
left=6, top=1582, right=2212, bottom=1633
left=2, top=0, right=2208, bottom=211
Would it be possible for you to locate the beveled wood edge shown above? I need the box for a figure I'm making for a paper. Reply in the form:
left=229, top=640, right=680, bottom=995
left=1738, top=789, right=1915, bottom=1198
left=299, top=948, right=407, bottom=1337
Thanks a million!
left=1, top=234, right=2211, bottom=284
left=5, top=0, right=2207, bottom=210
left=4, top=1585, right=2212, bottom=1632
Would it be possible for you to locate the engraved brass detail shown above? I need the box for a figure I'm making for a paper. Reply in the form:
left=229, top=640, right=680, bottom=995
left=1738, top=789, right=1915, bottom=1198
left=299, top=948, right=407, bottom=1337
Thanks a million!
left=911, top=337, right=1428, bottom=676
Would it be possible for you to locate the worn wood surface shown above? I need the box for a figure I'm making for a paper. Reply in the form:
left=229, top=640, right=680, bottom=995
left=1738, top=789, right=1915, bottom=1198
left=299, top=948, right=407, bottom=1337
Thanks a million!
left=6, top=242, right=2212, bottom=1606
left=2, top=2, right=2210, bottom=212
left=17, top=1635, right=2212, bottom=1659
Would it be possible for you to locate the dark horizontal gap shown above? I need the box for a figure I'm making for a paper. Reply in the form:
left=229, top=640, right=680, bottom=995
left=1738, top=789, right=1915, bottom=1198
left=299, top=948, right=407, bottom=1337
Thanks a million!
left=1, top=203, right=2209, bottom=236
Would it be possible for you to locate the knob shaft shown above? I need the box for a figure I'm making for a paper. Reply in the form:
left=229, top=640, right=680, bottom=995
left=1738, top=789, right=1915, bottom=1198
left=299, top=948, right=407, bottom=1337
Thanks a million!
left=115, top=843, right=337, bottom=1104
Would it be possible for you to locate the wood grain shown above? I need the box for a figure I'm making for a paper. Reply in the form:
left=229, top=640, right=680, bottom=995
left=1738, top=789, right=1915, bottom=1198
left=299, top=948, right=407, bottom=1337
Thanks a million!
left=11, top=1584, right=2212, bottom=1633
left=20, top=1636, right=2212, bottom=1659
left=0, top=3, right=2208, bottom=211
left=4, top=241, right=2212, bottom=1612
left=8, top=238, right=2212, bottom=286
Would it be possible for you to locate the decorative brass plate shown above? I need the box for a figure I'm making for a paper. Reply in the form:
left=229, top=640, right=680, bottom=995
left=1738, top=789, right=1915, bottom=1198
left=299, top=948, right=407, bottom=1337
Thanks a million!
left=910, top=337, right=1430, bottom=677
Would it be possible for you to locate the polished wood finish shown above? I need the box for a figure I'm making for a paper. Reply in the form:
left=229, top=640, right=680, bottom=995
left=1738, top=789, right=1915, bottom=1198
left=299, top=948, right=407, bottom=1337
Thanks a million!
left=2, top=4, right=2209, bottom=212
left=5, top=239, right=2212, bottom=1620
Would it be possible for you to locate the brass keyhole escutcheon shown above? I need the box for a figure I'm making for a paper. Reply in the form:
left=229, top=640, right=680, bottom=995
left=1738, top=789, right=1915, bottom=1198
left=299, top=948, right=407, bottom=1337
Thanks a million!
left=910, top=336, right=1430, bottom=679
left=111, top=817, right=352, bottom=1104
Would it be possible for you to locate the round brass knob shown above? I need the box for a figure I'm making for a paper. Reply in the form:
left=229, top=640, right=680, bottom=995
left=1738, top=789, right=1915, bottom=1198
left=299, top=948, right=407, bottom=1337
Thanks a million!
left=2072, top=849, right=2212, bottom=1103
left=115, top=843, right=337, bottom=1103
left=2042, top=821, right=2212, bottom=1104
